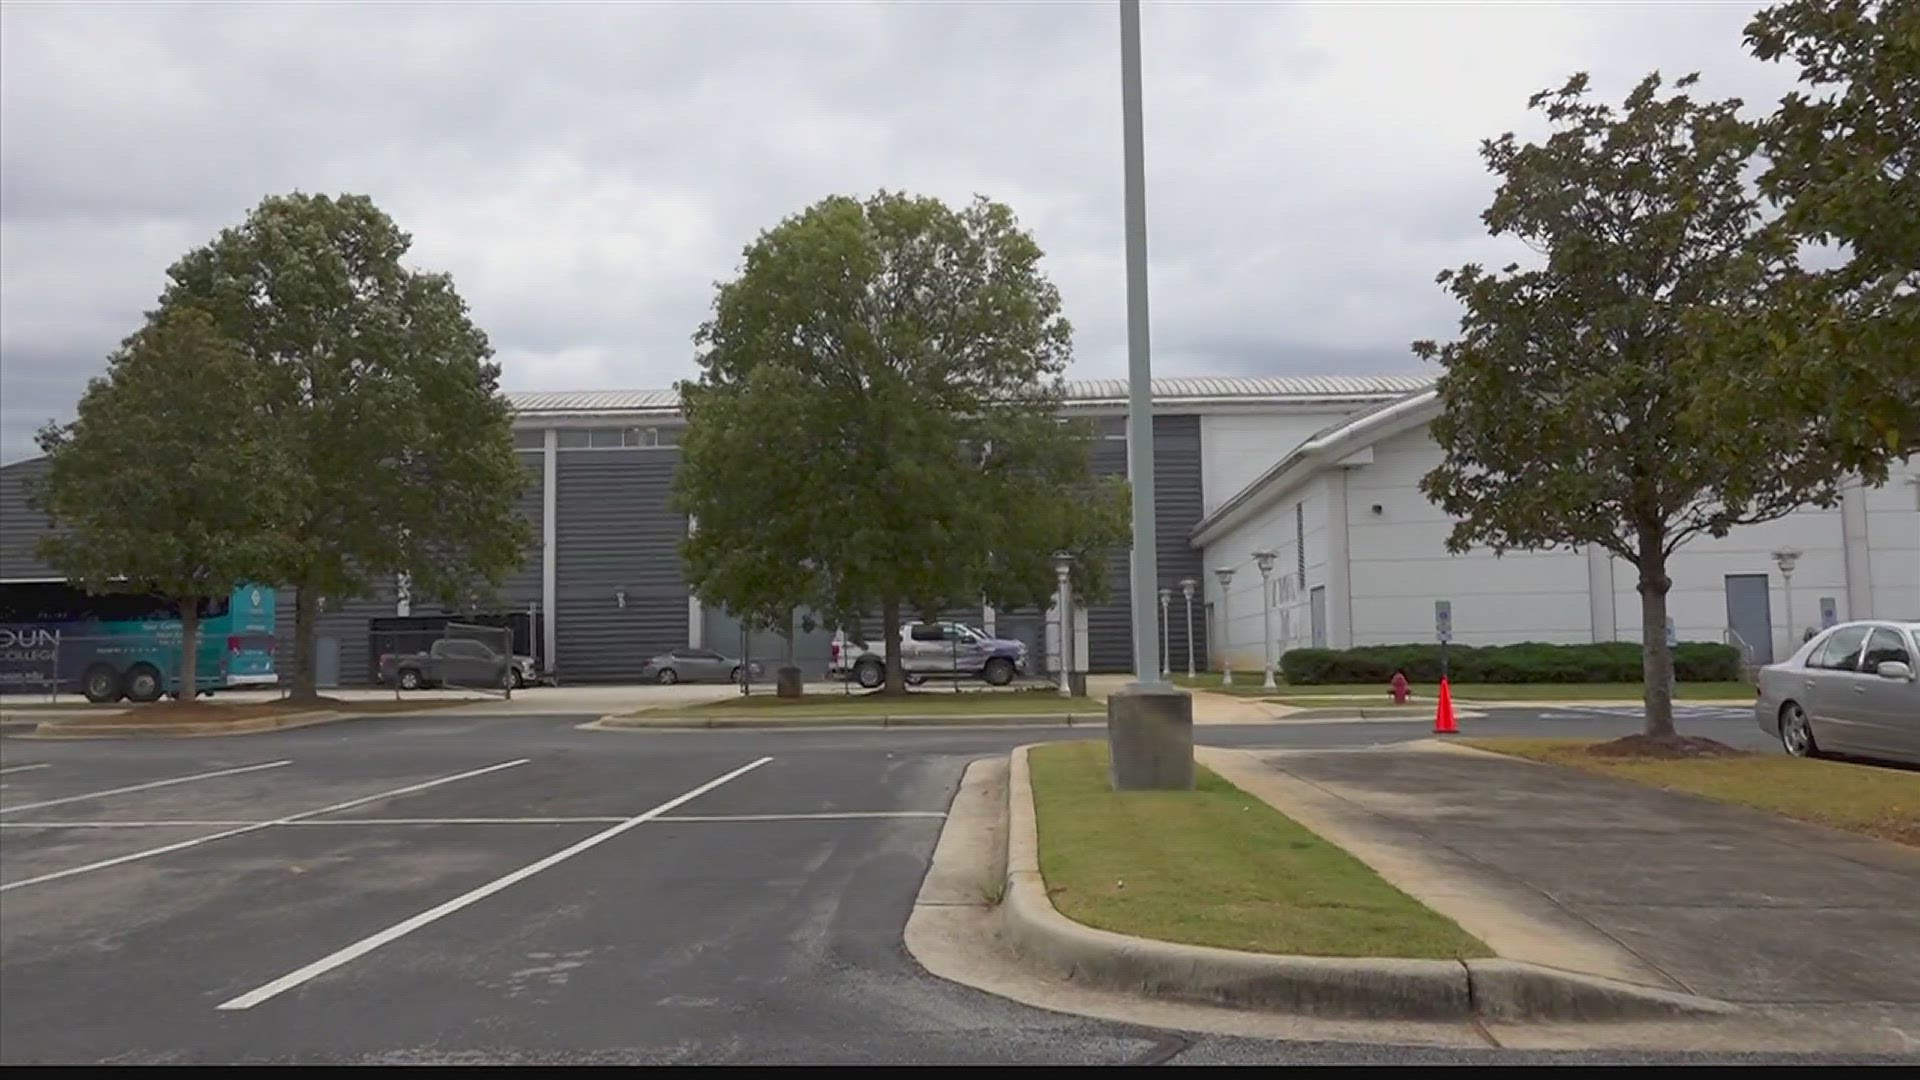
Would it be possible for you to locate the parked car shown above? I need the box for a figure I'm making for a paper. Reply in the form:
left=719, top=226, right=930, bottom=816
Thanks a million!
left=377, top=638, right=518, bottom=691
left=1756, top=619, right=1919, bottom=764
left=640, top=648, right=762, bottom=685
left=830, top=621, right=1027, bottom=689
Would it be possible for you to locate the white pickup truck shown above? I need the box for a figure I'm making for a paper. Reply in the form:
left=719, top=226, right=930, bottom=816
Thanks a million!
left=829, top=621, right=1028, bottom=689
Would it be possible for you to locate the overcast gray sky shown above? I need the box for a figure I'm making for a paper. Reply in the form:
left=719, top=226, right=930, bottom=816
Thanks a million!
left=0, top=1, right=1797, bottom=463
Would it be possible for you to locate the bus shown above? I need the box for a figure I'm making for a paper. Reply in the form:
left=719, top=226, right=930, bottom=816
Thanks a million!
left=0, top=581, right=276, bottom=702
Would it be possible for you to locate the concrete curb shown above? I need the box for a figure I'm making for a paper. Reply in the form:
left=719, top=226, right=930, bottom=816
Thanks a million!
left=591, top=711, right=1105, bottom=730
left=1000, top=744, right=1734, bottom=1022
left=19, top=710, right=360, bottom=739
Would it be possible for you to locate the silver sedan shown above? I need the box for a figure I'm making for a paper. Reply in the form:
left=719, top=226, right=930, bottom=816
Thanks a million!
left=1756, top=619, right=1920, bottom=764
left=638, top=648, right=761, bottom=685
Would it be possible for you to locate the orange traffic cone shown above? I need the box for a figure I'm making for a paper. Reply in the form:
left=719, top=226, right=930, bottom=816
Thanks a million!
left=1433, top=677, right=1458, bottom=735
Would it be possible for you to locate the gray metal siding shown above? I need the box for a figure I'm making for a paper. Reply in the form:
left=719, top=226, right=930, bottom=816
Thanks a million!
left=1082, top=416, right=1207, bottom=674
left=407, top=456, right=545, bottom=617
left=555, top=450, right=687, bottom=681
left=273, top=587, right=401, bottom=688
left=0, top=458, right=57, bottom=580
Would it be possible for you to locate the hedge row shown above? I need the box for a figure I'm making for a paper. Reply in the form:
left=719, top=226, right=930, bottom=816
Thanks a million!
left=1278, top=641, right=1743, bottom=685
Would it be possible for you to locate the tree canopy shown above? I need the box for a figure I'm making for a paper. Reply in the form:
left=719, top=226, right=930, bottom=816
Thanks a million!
left=33, top=307, right=296, bottom=699
left=676, top=191, right=1128, bottom=694
left=154, top=193, right=531, bottom=697
left=1416, top=73, right=1855, bottom=739
left=1722, top=0, right=1920, bottom=463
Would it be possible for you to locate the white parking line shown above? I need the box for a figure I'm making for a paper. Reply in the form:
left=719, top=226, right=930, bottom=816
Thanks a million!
left=0, top=810, right=948, bottom=830
left=0, top=760, right=291, bottom=816
left=0, top=763, right=51, bottom=776
left=0, top=759, right=529, bottom=893
left=217, top=756, right=773, bottom=1011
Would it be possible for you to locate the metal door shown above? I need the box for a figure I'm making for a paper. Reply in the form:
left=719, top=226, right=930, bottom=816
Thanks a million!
left=316, top=636, right=341, bottom=688
left=1309, top=587, right=1327, bottom=649
left=1723, top=574, right=1774, bottom=665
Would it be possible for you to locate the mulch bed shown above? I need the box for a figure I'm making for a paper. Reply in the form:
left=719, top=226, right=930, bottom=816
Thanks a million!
left=1585, top=734, right=1748, bottom=760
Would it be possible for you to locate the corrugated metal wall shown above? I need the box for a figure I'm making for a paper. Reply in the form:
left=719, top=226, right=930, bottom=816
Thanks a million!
left=554, top=449, right=687, bottom=682
left=0, top=459, right=56, bottom=580
left=276, top=455, right=546, bottom=686
left=1079, top=415, right=1208, bottom=674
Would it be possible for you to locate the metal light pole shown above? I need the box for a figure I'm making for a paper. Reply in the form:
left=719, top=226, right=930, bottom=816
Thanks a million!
left=1158, top=587, right=1172, bottom=676
left=1119, top=0, right=1162, bottom=688
left=1106, top=0, right=1191, bottom=791
left=1214, top=567, right=1235, bottom=685
left=1773, top=548, right=1801, bottom=659
left=1055, top=553, right=1074, bottom=698
left=1179, top=578, right=1196, bottom=679
left=1253, top=549, right=1278, bottom=689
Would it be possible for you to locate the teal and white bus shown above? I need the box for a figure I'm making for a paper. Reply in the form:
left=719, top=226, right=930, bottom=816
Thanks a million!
left=0, top=581, right=276, bottom=702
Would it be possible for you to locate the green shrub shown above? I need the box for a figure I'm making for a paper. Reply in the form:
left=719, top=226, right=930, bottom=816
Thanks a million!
left=1279, top=641, right=1741, bottom=685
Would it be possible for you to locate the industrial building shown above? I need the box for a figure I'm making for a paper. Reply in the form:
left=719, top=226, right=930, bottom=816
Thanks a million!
left=5, top=372, right=1910, bottom=685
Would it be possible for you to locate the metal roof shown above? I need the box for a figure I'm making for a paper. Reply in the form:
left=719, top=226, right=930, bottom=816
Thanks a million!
left=504, top=374, right=1432, bottom=416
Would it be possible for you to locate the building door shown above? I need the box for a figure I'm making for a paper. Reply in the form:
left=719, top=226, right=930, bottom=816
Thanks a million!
left=1309, top=586, right=1327, bottom=649
left=315, top=636, right=342, bottom=688
left=1724, top=574, right=1774, bottom=665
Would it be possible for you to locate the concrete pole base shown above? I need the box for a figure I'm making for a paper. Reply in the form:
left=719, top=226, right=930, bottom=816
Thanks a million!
left=775, top=666, right=804, bottom=698
left=1105, top=682, right=1194, bottom=791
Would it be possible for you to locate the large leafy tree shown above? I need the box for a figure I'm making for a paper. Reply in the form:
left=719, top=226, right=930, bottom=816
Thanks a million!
left=33, top=308, right=296, bottom=701
left=676, top=192, right=1128, bottom=695
left=1723, top=0, right=1920, bottom=461
left=1416, top=73, right=1871, bottom=740
left=156, top=193, right=531, bottom=699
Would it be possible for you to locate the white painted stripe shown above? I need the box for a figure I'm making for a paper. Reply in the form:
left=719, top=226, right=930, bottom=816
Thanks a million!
left=3, top=811, right=946, bottom=829
left=0, top=763, right=51, bottom=776
left=0, top=759, right=528, bottom=893
left=0, top=760, right=290, bottom=815
left=658, top=811, right=948, bottom=822
left=217, top=756, right=772, bottom=1011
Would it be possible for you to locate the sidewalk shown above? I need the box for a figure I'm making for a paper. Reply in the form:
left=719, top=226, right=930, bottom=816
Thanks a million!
left=1210, top=742, right=1920, bottom=1013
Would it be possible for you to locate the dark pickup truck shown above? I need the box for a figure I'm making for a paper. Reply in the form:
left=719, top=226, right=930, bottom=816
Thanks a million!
left=377, top=639, right=529, bottom=690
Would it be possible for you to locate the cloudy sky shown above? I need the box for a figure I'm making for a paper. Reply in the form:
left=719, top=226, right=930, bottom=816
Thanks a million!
left=1, top=0, right=1800, bottom=463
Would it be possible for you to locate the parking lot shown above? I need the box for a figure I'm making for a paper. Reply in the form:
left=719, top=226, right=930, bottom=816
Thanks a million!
left=0, top=706, right=1802, bottom=1064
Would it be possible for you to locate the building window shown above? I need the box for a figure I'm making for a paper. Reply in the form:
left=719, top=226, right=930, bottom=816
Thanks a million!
left=557, top=429, right=592, bottom=449
left=588, top=428, right=626, bottom=449
left=512, top=429, right=545, bottom=451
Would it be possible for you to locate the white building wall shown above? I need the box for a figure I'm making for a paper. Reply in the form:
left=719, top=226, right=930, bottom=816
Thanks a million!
left=1199, top=415, right=1919, bottom=660
left=1342, top=429, right=1592, bottom=646
left=1864, top=462, right=1920, bottom=620
left=1201, top=477, right=1325, bottom=673
left=1199, top=411, right=1348, bottom=517
left=1607, top=510, right=1847, bottom=660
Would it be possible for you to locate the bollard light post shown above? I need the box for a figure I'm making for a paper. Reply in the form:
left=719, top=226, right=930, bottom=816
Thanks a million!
left=1179, top=578, right=1196, bottom=680
left=1253, top=549, right=1278, bottom=690
left=1213, top=566, right=1235, bottom=686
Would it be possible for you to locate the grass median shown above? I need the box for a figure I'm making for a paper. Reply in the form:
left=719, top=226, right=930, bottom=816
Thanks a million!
left=1172, top=674, right=1752, bottom=702
left=1463, top=738, right=1920, bottom=847
left=32, top=696, right=485, bottom=727
left=629, top=686, right=1094, bottom=720
left=1027, top=741, right=1490, bottom=959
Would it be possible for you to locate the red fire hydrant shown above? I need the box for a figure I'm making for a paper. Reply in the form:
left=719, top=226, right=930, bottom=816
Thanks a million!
left=1390, top=671, right=1410, bottom=704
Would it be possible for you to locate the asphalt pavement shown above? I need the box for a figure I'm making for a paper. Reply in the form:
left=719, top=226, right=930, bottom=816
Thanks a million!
left=6, top=704, right=1897, bottom=1065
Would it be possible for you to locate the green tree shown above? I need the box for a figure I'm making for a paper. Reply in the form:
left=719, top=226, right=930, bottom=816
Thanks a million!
left=676, top=192, right=1129, bottom=695
left=1416, top=73, right=1867, bottom=740
left=33, top=308, right=295, bottom=702
left=155, top=193, right=531, bottom=699
left=1726, top=0, right=1920, bottom=461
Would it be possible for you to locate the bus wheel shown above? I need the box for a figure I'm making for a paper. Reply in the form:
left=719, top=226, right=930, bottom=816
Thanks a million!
left=83, top=664, right=123, bottom=704
left=125, top=664, right=164, bottom=703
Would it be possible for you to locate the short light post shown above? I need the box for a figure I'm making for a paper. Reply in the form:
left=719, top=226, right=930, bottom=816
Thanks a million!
left=1179, top=578, right=1196, bottom=680
left=1773, top=548, right=1801, bottom=659
left=1213, top=567, right=1235, bottom=686
left=1055, top=552, right=1074, bottom=698
left=1253, top=549, right=1278, bottom=690
left=1157, top=587, right=1173, bottom=677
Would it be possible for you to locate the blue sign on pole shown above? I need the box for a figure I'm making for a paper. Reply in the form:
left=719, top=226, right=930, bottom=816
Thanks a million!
left=1434, top=600, right=1452, bottom=643
left=1819, top=597, right=1838, bottom=629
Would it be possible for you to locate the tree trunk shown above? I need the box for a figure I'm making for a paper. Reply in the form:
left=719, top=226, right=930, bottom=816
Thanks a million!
left=1636, top=548, right=1677, bottom=740
left=881, top=597, right=906, bottom=696
left=177, top=599, right=199, bottom=703
left=290, top=587, right=320, bottom=701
